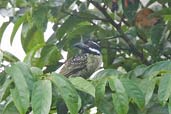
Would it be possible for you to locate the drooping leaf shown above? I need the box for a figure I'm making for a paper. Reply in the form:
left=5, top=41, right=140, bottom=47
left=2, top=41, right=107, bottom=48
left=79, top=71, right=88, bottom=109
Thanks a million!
left=51, top=73, right=81, bottom=114
left=69, top=77, right=95, bottom=97
left=3, top=51, right=19, bottom=62
left=5, top=64, right=30, bottom=114
left=14, top=62, right=35, bottom=93
left=10, top=15, right=26, bottom=44
left=143, top=61, right=171, bottom=78
left=24, top=43, right=44, bottom=65
left=3, top=101, right=19, bottom=114
left=56, top=15, right=86, bottom=40
left=122, top=0, right=139, bottom=22
left=21, top=22, right=45, bottom=53
left=109, top=77, right=129, bottom=114
left=32, top=5, right=48, bottom=32
left=121, top=78, right=145, bottom=109
left=0, top=79, right=13, bottom=102
left=0, top=22, right=10, bottom=43
left=31, top=80, right=52, bottom=114
left=0, top=71, right=6, bottom=88
left=37, top=44, right=61, bottom=68
left=158, top=73, right=171, bottom=105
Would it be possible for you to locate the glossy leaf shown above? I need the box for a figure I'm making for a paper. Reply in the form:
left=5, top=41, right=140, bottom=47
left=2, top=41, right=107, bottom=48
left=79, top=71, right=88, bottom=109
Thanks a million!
left=51, top=73, right=81, bottom=114
left=69, top=77, right=95, bottom=97
left=158, top=73, right=171, bottom=105
left=32, top=80, right=52, bottom=114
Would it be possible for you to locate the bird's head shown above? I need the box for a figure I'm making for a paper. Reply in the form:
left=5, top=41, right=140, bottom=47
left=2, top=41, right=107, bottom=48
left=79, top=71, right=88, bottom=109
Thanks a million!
left=74, top=40, right=101, bottom=55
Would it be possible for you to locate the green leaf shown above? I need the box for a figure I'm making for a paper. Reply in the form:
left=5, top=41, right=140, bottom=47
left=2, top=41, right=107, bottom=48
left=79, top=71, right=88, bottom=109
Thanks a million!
left=10, top=15, right=26, bottom=45
left=3, top=101, right=19, bottom=114
left=0, top=50, right=3, bottom=64
left=144, top=78, right=156, bottom=106
left=32, top=6, right=48, bottom=32
left=0, top=79, right=13, bottom=101
left=69, top=77, right=95, bottom=97
left=21, top=22, right=45, bottom=53
left=0, top=22, right=10, bottom=43
left=122, top=0, right=139, bottom=22
left=93, top=69, right=121, bottom=79
left=56, top=15, right=86, bottom=40
left=37, top=44, right=61, bottom=68
left=14, top=62, right=35, bottom=93
left=24, top=43, right=44, bottom=65
left=143, top=61, right=171, bottom=78
left=0, top=71, right=6, bottom=88
left=150, top=23, right=165, bottom=45
left=31, top=80, right=52, bottom=114
left=158, top=73, right=171, bottom=105
left=109, top=77, right=129, bottom=114
left=121, top=78, right=145, bottom=109
left=51, top=73, right=81, bottom=114
left=169, top=96, right=171, bottom=114
left=5, top=64, right=30, bottom=114
left=2, top=51, right=19, bottom=62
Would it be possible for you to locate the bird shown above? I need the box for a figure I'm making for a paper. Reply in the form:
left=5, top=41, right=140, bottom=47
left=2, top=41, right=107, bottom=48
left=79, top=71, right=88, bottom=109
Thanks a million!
left=59, top=40, right=103, bottom=79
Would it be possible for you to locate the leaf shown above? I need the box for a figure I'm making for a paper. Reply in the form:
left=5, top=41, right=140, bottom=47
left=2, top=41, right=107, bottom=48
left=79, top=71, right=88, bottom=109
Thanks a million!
left=122, top=0, right=139, bottom=22
left=21, top=22, right=45, bottom=53
left=24, top=43, right=44, bottom=65
left=3, top=51, right=19, bottom=62
left=37, top=44, right=61, bottom=68
left=158, top=73, right=171, bottom=105
left=0, top=50, right=3, bottom=64
left=56, top=15, right=86, bottom=40
left=14, top=62, right=35, bottom=93
left=150, top=23, right=165, bottom=45
left=109, top=77, right=129, bottom=114
left=10, top=15, right=25, bottom=45
left=31, top=80, right=52, bottom=114
left=0, top=22, right=10, bottom=43
left=0, top=79, right=13, bottom=101
left=3, top=101, right=19, bottom=114
left=93, top=69, right=121, bottom=79
left=32, top=5, right=48, bottom=32
left=144, top=78, right=156, bottom=106
left=5, top=64, right=30, bottom=114
left=169, top=96, right=171, bottom=114
left=121, top=78, right=145, bottom=109
left=51, top=73, right=81, bottom=114
left=0, top=71, right=6, bottom=87
left=143, top=61, right=171, bottom=78
left=69, top=77, right=95, bottom=97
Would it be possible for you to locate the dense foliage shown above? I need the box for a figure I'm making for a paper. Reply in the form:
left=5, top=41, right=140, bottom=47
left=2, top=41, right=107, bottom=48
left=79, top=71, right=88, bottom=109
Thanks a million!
left=0, top=0, right=171, bottom=114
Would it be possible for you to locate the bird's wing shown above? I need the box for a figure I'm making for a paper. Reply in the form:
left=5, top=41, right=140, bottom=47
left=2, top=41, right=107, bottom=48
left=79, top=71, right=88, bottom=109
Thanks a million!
left=59, top=54, right=87, bottom=77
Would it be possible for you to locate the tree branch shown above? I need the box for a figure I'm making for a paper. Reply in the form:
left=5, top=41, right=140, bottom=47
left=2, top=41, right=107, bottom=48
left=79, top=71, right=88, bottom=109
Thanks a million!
left=88, top=0, right=150, bottom=65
